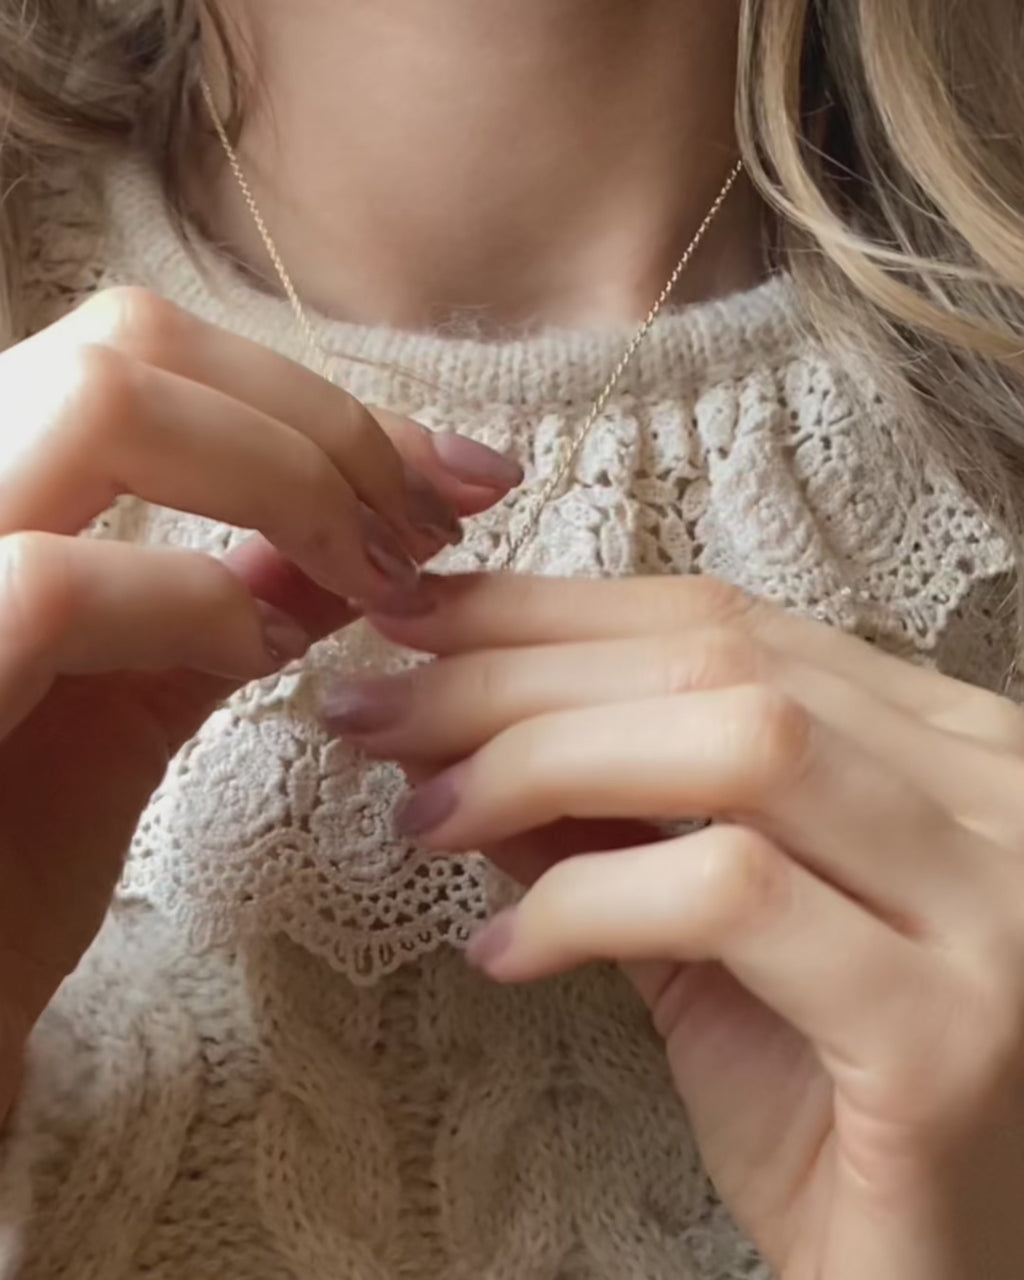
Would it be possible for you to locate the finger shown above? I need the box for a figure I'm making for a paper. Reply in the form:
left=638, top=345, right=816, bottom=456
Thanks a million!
left=0, top=345, right=420, bottom=602
left=466, top=825, right=939, bottom=1079
left=54, top=290, right=472, bottom=547
left=484, top=818, right=664, bottom=887
left=0, top=532, right=307, bottom=737
left=223, top=536, right=360, bottom=640
left=323, top=629, right=771, bottom=763
left=326, top=629, right=1024, bottom=852
left=393, top=686, right=976, bottom=923
left=369, top=573, right=1009, bottom=743
left=61, top=292, right=523, bottom=534
left=147, top=528, right=439, bottom=750
left=369, top=408, right=523, bottom=516
left=763, top=659, right=1024, bottom=852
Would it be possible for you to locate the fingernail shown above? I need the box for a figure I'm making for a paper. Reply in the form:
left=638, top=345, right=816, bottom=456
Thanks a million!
left=394, top=769, right=461, bottom=838
left=321, top=677, right=409, bottom=736
left=429, top=431, right=524, bottom=490
left=466, top=910, right=517, bottom=975
left=401, top=464, right=463, bottom=545
left=256, top=601, right=310, bottom=664
left=360, top=508, right=420, bottom=589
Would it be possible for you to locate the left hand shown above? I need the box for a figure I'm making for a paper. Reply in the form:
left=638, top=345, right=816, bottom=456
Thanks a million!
left=324, top=572, right=1024, bottom=1280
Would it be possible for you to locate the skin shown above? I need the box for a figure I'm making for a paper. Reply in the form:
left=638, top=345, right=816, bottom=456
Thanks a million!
left=2, top=2, right=1019, bottom=1276
left=0, top=288, right=521, bottom=1119
left=205, top=0, right=763, bottom=328
left=0, top=0, right=760, bottom=1118
left=318, top=573, right=1024, bottom=1280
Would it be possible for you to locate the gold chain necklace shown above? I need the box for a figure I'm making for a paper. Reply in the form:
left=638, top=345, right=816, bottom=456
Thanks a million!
left=201, top=78, right=743, bottom=572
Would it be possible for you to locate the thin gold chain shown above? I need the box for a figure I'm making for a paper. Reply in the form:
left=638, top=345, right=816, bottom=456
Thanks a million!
left=201, top=79, right=332, bottom=377
left=499, top=159, right=742, bottom=570
left=200, top=77, right=742, bottom=571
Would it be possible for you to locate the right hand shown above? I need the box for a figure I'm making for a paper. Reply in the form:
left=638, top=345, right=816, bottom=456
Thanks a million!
left=0, top=287, right=521, bottom=1115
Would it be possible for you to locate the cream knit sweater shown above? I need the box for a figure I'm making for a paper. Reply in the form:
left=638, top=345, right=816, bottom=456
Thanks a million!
left=0, top=161, right=1013, bottom=1280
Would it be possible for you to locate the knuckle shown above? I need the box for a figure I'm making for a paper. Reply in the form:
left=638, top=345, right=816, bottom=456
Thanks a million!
left=293, top=434, right=347, bottom=498
left=728, top=684, right=814, bottom=795
left=700, top=826, right=789, bottom=936
left=0, top=532, right=77, bottom=647
left=62, top=343, right=143, bottom=446
left=664, top=576, right=758, bottom=631
left=289, top=517, right=338, bottom=568
left=655, top=627, right=765, bottom=697
left=174, top=548, right=238, bottom=607
left=75, top=286, right=184, bottom=361
left=337, top=396, right=385, bottom=452
left=968, top=696, right=1024, bottom=753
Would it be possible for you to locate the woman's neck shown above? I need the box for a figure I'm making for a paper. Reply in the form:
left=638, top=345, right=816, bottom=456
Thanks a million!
left=203, top=0, right=763, bottom=331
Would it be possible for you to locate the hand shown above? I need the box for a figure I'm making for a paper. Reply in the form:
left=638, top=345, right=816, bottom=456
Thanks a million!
left=0, top=290, right=521, bottom=1117
left=325, top=573, right=1024, bottom=1280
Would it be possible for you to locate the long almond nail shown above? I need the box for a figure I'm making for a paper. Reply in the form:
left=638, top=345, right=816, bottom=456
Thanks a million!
left=402, top=464, right=463, bottom=545
left=321, top=677, right=409, bottom=736
left=360, top=508, right=420, bottom=589
left=466, top=910, right=517, bottom=976
left=430, top=431, right=524, bottom=489
left=256, top=601, right=310, bottom=664
left=394, top=769, right=461, bottom=838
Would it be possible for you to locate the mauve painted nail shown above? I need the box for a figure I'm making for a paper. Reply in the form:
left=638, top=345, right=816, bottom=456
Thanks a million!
left=394, top=771, right=460, bottom=838
left=429, top=431, right=524, bottom=489
left=321, top=679, right=408, bottom=736
left=255, top=602, right=310, bottom=664
left=401, top=463, right=463, bottom=545
left=359, top=507, right=419, bottom=588
left=466, top=911, right=517, bottom=974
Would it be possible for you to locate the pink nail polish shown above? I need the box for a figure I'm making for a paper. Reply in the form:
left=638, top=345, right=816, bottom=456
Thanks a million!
left=256, top=602, right=310, bottom=664
left=430, top=431, right=524, bottom=490
left=394, top=770, right=460, bottom=838
left=401, top=463, right=463, bottom=545
left=321, top=678, right=409, bottom=735
left=466, top=911, right=517, bottom=975
left=359, top=507, right=420, bottom=589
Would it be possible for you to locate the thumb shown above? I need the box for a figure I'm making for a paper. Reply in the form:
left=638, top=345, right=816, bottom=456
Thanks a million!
left=142, top=535, right=361, bottom=752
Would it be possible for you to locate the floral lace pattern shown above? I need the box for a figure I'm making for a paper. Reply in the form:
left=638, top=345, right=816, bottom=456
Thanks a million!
left=115, top=368, right=1009, bottom=981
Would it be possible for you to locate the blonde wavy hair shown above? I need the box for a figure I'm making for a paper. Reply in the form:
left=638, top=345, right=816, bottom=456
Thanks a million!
left=2, top=1, right=1024, bottom=610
